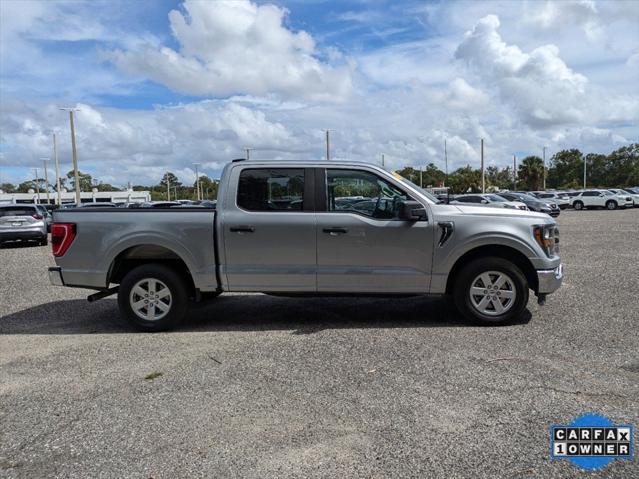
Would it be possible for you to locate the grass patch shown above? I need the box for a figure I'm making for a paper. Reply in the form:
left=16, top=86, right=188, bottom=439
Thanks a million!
left=144, top=371, right=163, bottom=381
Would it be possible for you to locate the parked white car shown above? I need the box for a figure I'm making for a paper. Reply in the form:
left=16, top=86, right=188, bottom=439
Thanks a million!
left=609, top=189, right=639, bottom=207
left=571, top=189, right=633, bottom=210
left=451, top=194, right=528, bottom=210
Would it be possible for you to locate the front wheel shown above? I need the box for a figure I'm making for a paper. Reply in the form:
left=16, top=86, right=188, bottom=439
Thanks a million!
left=606, top=200, right=617, bottom=210
left=573, top=201, right=584, bottom=210
left=453, top=257, right=529, bottom=325
left=118, top=264, right=189, bottom=331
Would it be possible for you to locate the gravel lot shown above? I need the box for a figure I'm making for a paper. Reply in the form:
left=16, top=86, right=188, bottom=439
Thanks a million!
left=1, top=209, right=638, bottom=478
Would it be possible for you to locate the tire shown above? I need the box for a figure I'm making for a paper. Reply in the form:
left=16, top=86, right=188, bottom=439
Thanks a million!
left=606, top=200, right=617, bottom=210
left=39, top=236, right=48, bottom=246
left=118, top=264, right=189, bottom=332
left=573, top=201, right=584, bottom=210
left=453, top=257, right=529, bottom=325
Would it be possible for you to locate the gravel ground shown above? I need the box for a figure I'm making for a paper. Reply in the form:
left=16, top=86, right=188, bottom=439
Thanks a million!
left=1, top=209, right=638, bottom=478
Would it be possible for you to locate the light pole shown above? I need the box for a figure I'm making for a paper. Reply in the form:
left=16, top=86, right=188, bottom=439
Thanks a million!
left=40, top=158, right=50, bottom=205
left=245, top=148, right=254, bottom=160
left=542, top=146, right=547, bottom=190
left=444, top=139, right=448, bottom=187
left=165, top=172, right=171, bottom=201
left=193, top=163, right=201, bottom=201
left=53, top=133, right=62, bottom=205
left=33, top=168, right=41, bottom=203
left=323, top=129, right=333, bottom=160
left=381, top=154, right=385, bottom=168
left=60, top=107, right=81, bottom=204
left=513, top=155, right=517, bottom=190
left=480, top=138, right=485, bottom=193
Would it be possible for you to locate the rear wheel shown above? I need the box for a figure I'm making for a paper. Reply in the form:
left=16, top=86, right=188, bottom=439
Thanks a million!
left=573, top=201, right=584, bottom=210
left=606, top=200, right=617, bottom=210
left=453, top=257, right=529, bottom=325
left=118, top=264, right=189, bottom=331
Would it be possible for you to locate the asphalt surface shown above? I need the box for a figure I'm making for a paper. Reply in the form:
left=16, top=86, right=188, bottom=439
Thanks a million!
left=1, top=209, right=638, bottom=478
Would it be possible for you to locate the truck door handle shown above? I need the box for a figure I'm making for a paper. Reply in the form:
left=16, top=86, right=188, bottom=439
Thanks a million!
left=230, top=225, right=255, bottom=233
left=323, top=227, right=348, bottom=235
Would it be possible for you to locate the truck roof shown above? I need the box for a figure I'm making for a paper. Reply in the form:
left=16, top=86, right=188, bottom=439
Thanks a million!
left=228, top=159, right=386, bottom=168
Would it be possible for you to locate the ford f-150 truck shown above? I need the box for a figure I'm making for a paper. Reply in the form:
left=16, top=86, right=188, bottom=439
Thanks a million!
left=48, top=160, right=563, bottom=331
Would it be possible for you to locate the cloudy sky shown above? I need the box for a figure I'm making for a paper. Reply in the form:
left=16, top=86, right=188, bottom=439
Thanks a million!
left=1, top=0, right=638, bottom=187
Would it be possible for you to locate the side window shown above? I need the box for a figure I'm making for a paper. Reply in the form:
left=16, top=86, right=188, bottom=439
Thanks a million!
left=582, top=191, right=596, bottom=197
left=237, top=168, right=304, bottom=211
left=326, top=169, right=409, bottom=219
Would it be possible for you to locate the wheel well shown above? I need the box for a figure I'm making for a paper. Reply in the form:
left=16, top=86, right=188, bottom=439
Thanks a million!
left=445, top=245, right=538, bottom=294
left=108, top=244, right=195, bottom=294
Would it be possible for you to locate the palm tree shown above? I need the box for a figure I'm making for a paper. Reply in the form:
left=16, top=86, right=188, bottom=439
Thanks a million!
left=518, top=156, right=544, bottom=190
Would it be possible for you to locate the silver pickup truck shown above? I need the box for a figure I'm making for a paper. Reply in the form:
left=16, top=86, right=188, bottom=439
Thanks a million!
left=48, top=160, right=562, bottom=331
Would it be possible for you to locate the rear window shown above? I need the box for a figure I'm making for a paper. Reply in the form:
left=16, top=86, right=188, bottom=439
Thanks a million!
left=0, top=206, right=37, bottom=217
left=237, top=168, right=305, bottom=211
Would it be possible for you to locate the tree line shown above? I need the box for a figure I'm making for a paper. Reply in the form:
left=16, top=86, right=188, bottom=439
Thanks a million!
left=397, top=143, right=638, bottom=193
left=2, top=144, right=636, bottom=198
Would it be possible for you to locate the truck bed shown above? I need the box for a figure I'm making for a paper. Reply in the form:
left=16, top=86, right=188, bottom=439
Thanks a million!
left=52, top=208, right=218, bottom=291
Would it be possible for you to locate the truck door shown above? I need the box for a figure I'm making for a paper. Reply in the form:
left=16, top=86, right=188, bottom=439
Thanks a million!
left=316, top=167, right=433, bottom=293
left=221, top=166, right=317, bottom=292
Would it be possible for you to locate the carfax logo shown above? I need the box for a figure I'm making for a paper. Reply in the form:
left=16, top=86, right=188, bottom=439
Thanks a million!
left=550, top=413, right=634, bottom=470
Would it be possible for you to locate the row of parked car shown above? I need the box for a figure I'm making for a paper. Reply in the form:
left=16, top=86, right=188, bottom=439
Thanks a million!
left=446, top=187, right=639, bottom=216
left=0, top=200, right=217, bottom=247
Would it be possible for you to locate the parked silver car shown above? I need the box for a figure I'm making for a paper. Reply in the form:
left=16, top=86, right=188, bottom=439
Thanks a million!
left=0, top=205, right=48, bottom=246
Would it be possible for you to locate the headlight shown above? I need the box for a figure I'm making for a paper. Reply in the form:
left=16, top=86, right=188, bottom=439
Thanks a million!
left=533, top=224, right=559, bottom=257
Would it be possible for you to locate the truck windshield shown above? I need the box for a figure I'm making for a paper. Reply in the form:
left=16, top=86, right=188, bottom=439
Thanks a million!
left=392, top=173, right=441, bottom=204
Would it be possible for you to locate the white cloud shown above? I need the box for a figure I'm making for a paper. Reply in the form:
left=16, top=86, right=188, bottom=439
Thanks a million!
left=107, top=0, right=352, bottom=102
left=454, top=14, right=638, bottom=128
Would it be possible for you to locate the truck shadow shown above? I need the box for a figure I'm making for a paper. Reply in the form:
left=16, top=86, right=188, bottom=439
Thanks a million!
left=0, top=295, right=531, bottom=335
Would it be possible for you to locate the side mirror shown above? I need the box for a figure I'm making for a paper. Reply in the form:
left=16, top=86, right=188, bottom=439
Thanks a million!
left=399, top=200, right=427, bottom=221
left=481, top=199, right=489, bottom=204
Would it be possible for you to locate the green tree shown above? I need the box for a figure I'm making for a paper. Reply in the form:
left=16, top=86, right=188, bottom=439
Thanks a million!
left=547, top=149, right=583, bottom=189
left=66, top=170, right=93, bottom=191
left=486, top=166, right=514, bottom=190
left=17, top=178, right=48, bottom=193
left=197, top=175, right=219, bottom=200
left=447, top=166, right=482, bottom=193
left=517, top=156, right=544, bottom=191
left=95, top=183, right=121, bottom=192
left=1, top=182, right=16, bottom=193
left=605, top=143, right=639, bottom=187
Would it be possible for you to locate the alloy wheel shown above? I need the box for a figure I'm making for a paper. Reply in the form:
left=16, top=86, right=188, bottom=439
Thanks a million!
left=469, top=271, right=516, bottom=316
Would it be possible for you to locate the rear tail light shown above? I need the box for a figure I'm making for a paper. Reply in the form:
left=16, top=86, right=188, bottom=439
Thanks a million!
left=32, top=214, right=43, bottom=220
left=51, top=223, right=77, bottom=257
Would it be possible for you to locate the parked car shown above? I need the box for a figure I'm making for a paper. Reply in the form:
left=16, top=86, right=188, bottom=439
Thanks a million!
left=534, top=192, right=571, bottom=210
left=140, top=201, right=181, bottom=208
left=571, top=190, right=633, bottom=210
left=35, top=204, right=53, bottom=231
left=59, top=202, right=118, bottom=209
left=49, top=159, right=563, bottom=331
left=609, top=189, right=639, bottom=207
left=451, top=194, right=528, bottom=210
left=0, top=204, right=48, bottom=246
left=497, top=192, right=560, bottom=217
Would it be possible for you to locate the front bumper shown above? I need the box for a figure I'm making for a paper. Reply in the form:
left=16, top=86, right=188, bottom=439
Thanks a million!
left=537, top=264, right=563, bottom=294
left=48, top=267, right=65, bottom=286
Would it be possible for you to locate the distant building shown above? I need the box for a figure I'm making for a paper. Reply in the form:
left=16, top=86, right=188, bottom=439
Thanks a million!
left=0, top=189, right=151, bottom=205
